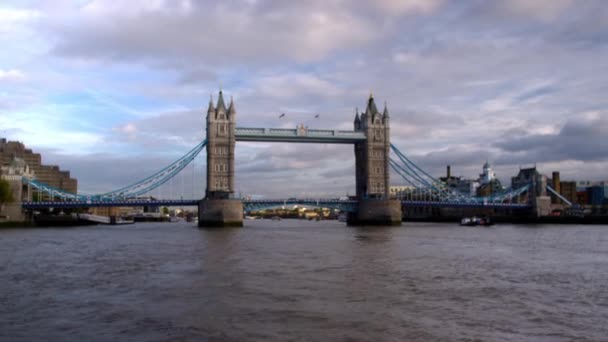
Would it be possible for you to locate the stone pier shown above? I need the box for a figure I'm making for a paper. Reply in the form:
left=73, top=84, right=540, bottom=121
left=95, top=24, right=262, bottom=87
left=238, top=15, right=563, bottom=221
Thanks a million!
left=198, top=199, right=243, bottom=228
left=348, top=199, right=402, bottom=226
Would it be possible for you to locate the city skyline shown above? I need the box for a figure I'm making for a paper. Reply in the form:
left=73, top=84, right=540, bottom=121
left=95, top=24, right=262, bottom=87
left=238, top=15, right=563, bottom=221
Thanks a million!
left=1, top=0, right=608, bottom=197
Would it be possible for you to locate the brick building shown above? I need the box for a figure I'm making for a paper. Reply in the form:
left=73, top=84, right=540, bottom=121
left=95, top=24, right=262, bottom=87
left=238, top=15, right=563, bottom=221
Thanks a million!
left=0, top=138, right=78, bottom=196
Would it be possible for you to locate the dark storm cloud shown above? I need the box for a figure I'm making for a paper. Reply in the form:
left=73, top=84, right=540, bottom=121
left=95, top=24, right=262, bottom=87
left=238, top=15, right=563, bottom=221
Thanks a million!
left=494, top=115, right=608, bottom=163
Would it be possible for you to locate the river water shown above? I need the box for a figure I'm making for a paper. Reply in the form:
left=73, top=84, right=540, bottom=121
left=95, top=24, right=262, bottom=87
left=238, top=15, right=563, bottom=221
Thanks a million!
left=1, top=220, right=607, bottom=341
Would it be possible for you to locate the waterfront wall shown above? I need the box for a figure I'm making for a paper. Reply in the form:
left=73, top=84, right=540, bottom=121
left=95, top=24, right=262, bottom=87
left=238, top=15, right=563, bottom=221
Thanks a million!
left=0, top=203, right=25, bottom=222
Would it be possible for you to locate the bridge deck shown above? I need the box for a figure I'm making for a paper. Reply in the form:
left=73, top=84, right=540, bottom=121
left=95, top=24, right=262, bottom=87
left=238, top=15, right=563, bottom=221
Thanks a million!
left=235, top=127, right=366, bottom=144
left=21, top=199, right=531, bottom=210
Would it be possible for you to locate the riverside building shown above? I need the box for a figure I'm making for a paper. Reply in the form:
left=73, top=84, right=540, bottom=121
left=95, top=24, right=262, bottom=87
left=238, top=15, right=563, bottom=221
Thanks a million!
left=0, top=138, right=78, bottom=198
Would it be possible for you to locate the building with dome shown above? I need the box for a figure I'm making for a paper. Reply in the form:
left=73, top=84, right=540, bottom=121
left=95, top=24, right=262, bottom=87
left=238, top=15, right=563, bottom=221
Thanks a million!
left=476, top=161, right=503, bottom=197
left=479, top=161, right=496, bottom=185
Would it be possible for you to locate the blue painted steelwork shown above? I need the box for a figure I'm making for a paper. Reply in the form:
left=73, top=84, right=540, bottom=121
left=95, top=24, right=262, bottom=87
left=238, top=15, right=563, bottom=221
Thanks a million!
left=389, top=144, right=531, bottom=204
left=97, top=139, right=207, bottom=200
left=22, top=199, right=200, bottom=209
left=402, top=200, right=531, bottom=209
left=21, top=140, right=207, bottom=202
left=24, top=178, right=84, bottom=201
left=546, top=185, right=573, bottom=206
left=22, top=198, right=360, bottom=212
left=21, top=128, right=539, bottom=211
left=22, top=198, right=531, bottom=211
left=235, top=127, right=366, bottom=144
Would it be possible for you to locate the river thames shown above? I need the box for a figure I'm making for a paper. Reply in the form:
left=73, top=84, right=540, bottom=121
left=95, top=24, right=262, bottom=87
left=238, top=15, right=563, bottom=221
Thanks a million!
left=1, top=220, right=607, bottom=341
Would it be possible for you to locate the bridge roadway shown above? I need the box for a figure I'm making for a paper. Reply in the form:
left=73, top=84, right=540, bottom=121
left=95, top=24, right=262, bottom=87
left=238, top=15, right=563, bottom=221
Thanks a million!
left=21, top=199, right=531, bottom=211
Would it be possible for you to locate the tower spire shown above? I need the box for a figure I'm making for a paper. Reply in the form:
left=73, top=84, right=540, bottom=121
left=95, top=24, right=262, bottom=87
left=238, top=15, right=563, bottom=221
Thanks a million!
left=207, top=94, right=214, bottom=113
left=216, top=89, right=226, bottom=112
left=382, top=101, right=389, bottom=122
left=228, top=95, right=236, bottom=118
left=365, top=92, right=378, bottom=119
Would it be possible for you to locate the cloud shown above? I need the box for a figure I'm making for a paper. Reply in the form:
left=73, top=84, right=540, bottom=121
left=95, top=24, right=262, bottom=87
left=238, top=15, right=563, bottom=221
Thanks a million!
left=365, top=0, right=444, bottom=15
left=493, top=113, right=608, bottom=163
left=0, top=69, right=26, bottom=82
left=251, top=73, right=344, bottom=100
left=0, top=7, right=40, bottom=27
left=497, top=0, right=575, bottom=22
left=107, top=109, right=204, bottom=149
left=112, top=122, right=138, bottom=141
left=45, top=0, right=381, bottom=68
left=2, top=1, right=608, bottom=198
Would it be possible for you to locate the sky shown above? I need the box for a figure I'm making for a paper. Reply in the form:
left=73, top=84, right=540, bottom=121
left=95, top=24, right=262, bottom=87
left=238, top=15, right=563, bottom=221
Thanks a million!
left=1, top=0, right=607, bottom=198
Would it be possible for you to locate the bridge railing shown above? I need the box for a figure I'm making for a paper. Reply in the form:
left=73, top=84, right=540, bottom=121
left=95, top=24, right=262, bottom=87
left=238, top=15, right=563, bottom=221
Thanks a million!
left=307, top=129, right=334, bottom=136
left=243, top=198, right=358, bottom=203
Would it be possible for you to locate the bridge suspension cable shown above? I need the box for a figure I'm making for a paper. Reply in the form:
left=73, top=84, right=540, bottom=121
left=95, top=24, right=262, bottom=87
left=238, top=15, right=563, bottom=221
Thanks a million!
left=22, top=139, right=208, bottom=201
left=390, top=144, right=530, bottom=204
left=97, top=139, right=207, bottom=200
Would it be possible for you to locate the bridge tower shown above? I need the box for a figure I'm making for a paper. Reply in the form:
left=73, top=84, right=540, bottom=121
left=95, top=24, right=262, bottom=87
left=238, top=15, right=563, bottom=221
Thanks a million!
left=354, top=94, right=390, bottom=199
left=206, top=90, right=236, bottom=198
left=351, top=94, right=401, bottom=225
left=199, top=90, right=243, bottom=227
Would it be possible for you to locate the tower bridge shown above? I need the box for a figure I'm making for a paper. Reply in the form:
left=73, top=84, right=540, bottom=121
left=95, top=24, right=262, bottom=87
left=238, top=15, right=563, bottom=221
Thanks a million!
left=19, top=90, right=540, bottom=226
left=202, top=90, right=399, bottom=226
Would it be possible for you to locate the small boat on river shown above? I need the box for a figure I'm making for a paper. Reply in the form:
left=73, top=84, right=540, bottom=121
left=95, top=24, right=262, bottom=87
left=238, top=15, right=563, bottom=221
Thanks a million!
left=460, top=216, right=494, bottom=227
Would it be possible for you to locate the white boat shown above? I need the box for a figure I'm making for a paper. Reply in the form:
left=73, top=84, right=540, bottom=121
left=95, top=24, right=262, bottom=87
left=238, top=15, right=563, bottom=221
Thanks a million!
left=460, top=216, right=494, bottom=226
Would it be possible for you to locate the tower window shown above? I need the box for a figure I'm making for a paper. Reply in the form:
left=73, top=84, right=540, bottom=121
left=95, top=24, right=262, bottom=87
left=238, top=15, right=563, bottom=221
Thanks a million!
left=218, top=124, right=227, bottom=136
left=374, top=129, right=382, bottom=141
